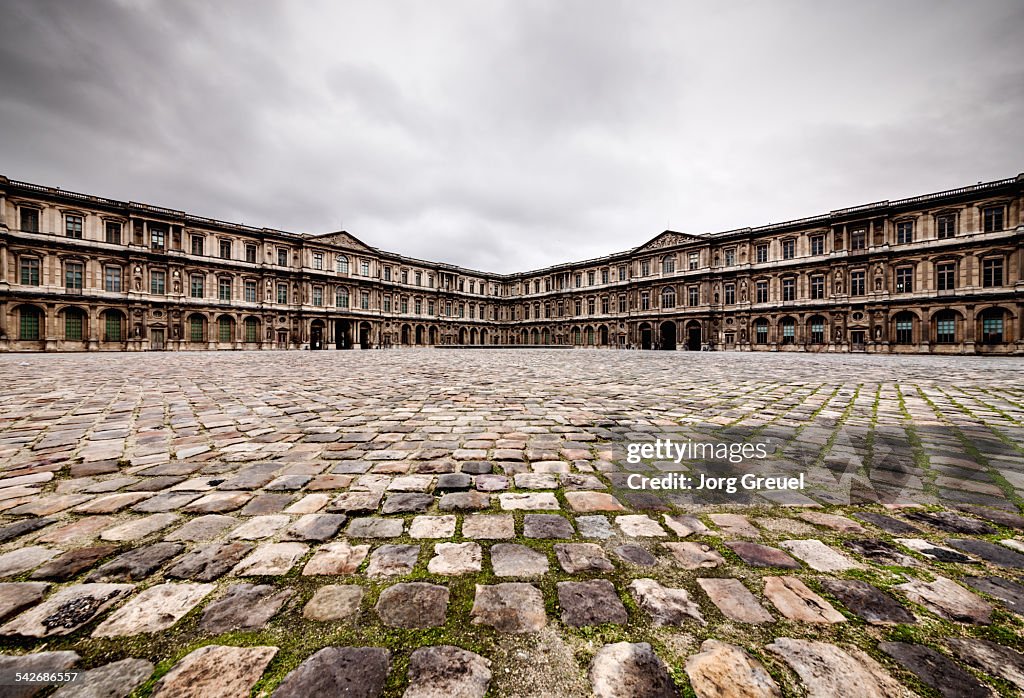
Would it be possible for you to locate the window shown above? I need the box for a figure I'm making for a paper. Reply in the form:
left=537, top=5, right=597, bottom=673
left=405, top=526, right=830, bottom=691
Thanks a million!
left=360, top=260, right=370, bottom=276
left=688, top=286, right=699, bottom=306
left=245, top=280, right=257, bottom=303
left=601, top=296, right=609, bottom=313
left=588, top=270, right=596, bottom=285
left=246, top=245, right=257, bottom=263
left=383, top=266, right=390, bottom=281
left=245, top=317, right=257, bottom=342
left=401, top=297, right=409, bottom=313
left=936, top=313, right=956, bottom=344
left=688, top=253, right=699, bottom=270
left=936, top=214, right=956, bottom=239
left=618, top=265, right=627, bottom=281
left=428, top=274, right=435, bottom=288
left=755, top=245, right=768, bottom=264
left=781, top=320, right=795, bottom=344
left=895, top=267, right=913, bottom=293
left=756, top=280, right=768, bottom=303
left=811, top=275, right=825, bottom=299
left=106, top=222, right=122, bottom=244
left=574, top=273, right=582, bottom=288
left=982, top=314, right=1005, bottom=344
left=618, top=295, right=627, bottom=313
left=850, top=270, right=865, bottom=296
left=662, top=256, right=675, bottom=274
left=360, top=291, right=369, bottom=309
left=338, top=256, right=351, bottom=274
left=218, top=317, right=233, bottom=342
left=640, top=259, right=651, bottom=276
left=755, top=320, right=768, bottom=343
left=277, top=283, right=288, bottom=304
left=383, top=295, right=392, bottom=312
left=896, top=221, right=914, bottom=244
left=892, top=315, right=912, bottom=344
left=782, top=277, right=796, bottom=301
left=336, top=287, right=349, bottom=308
left=640, top=292, right=650, bottom=310
left=105, top=266, right=122, bottom=292
left=601, top=269, right=609, bottom=284
left=189, top=316, right=204, bottom=342
left=782, top=239, right=795, bottom=260
left=20, top=207, right=40, bottom=233
left=725, top=284, right=735, bottom=305
left=850, top=228, right=866, bottom=250
left=186, top=234, right=203, bottom=255
left=982, top=258, right=1003, bottom=287
left=105, top=313, right=122, bottom=342
left=574, top=299, right=582, bottom=315
left=218, top=277, right=232, bottom=301
left=661, top=287, right=676, bottom=308
left=415, top=271, right=422, bottom=286
left=65, top=309, right=84, bottom=341
left=312, top=286, right=323, bottom=306
left=415, top=298, right=422, bottom=314
left=65, top=261, right=83, bottom=291
left=724, top=248, right=735, bottom=266
left=584, top=297, right=593, bottom=314
left=937, top=262, right=956, bottom=291
left=19, top=308, right=41, bottom=340
left=312, top=252, right=323, bottom=270
left=219, top=239, right=231, bottom=259
left=982, top=206, right=1004, bottom=233
left=427, top=299, right=435, bottom=315
left=150, top=270, right=165, bottom=295
left=810, top=235, right=824, bottom=256
left=66, top=215, right=83, bottom=239
left=20, top=258, right=40, bottom=286
left=810, top=320, right=825, bottom=344
left=278, top=248, right=289, bottom=266
left=150, top=227, right=165, bottom=250
left=191, top=275, right=205, bottom=298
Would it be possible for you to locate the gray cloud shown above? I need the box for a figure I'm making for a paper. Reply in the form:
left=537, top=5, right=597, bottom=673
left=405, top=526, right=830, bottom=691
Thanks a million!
left=1, top=0, right=1022, bottom=273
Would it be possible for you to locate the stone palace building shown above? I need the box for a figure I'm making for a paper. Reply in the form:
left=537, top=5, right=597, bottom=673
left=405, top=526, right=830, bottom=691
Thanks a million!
left=1, top=173, right=1021, bottom=354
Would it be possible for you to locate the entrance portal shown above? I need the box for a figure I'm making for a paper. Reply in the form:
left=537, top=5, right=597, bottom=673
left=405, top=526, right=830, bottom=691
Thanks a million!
left=151, top=328, right=165, bottom=350
left=359, top=322, right=371, bottom=349
left=639, top=324, right=653, bottom=350
left=336, top=320, right=352, bottom=349
left=686, top=321, right=701, bottom=351
left=659, top=321, right=676, bottom=350
left=310, top=321, right=325, bottom=350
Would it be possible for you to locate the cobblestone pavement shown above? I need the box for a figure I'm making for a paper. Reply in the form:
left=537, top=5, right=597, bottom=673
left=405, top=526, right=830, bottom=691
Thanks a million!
left=1, top=350, right=1023, bottom=697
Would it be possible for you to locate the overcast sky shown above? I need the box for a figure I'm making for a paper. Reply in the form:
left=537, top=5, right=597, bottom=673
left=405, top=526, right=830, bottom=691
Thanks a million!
left=1, top=1, right=1022, bottom=273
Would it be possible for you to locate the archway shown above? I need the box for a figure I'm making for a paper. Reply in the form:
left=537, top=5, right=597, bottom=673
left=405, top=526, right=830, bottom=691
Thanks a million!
left=458, top=328, right=467, bottom=344
left=659, top=321, right=676, bottom=350
left=415, top=325, right=425, bottom=345
left=639, top=323, right=653, bottom=350
left=599, top=325, right=609, bottom=346
left=336, top=319, right=352, bottom=349
left=310, top=319, right=325, bottom=350
left=480, top=329, right=489, bottom=344
left=429, top=326, right=438, bottom=345
left=401, top=324, right=411, bottom=345
left=685, top=320, right=701, bottom=351
left=470, top=328, right=478, bottom=345
left=359, top=321, right=372, bottom=349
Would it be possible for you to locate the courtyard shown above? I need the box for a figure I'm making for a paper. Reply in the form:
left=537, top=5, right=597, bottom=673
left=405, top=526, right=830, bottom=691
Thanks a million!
left=0, top=349, right=1023, bottom=696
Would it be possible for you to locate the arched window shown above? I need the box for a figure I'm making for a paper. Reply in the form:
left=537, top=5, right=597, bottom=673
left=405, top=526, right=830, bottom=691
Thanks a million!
left=661, top=287, right=676, bottom=309
left=980, top=308, right=1007, bottom=345
left=337, top=256, right=350, bottom=274
left=103, top=310, right=123, bottom=342
left=336, top=287, right=349, bottom=308
left=894, top=311, right=915, bottom=345
left=662, top=255, right=675, bottom=274
left=65, top=308, right=86, bottom=341
left=19, top=306, right=42, bottom=340
left=934, top=310, right=957, bottom=344
left=780, top=318, right=796, bottom=344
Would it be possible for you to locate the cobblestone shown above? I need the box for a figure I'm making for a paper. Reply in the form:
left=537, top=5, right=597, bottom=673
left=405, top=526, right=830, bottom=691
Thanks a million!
left=1, top=351, right=1023, bottom=696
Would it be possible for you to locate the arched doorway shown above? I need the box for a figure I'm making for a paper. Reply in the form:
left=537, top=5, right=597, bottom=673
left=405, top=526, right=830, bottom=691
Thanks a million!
left=359, top=321, right=372, bottom=349
left=639, top=323, right=653, bottom=350
left=429, top=326, right=438, bottom=345
left=470, top=328, right=478, bottom=344
left=336, top=319, right=352, bottom=349
left=599, top=326, right=609, bottom=346
left=415, top=325, right=425, bottom=345
left=685, top=320, right=701, bottom=351
left=458, top=328, right=466, bottom=344
left=401, top=324, right=411, bottom=345
left=310, top=320, right=325, bottom=350
left=480, top=329, right=489, bottom=344
left=659, top=321, right=676, bottom=350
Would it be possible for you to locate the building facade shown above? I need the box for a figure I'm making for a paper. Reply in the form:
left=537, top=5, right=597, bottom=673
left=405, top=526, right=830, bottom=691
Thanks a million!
left=1, top=174, right=1021, bottom=354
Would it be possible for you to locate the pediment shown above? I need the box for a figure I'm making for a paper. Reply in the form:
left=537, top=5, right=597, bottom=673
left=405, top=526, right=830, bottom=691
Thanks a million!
left=310, top=230, right=374, bottom=252
left=634, top=230, right=701, bottom=253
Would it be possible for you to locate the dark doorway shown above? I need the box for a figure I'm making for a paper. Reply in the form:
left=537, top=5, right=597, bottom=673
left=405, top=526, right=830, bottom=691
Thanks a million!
left=359, top=322, right=371, bottom=349
left=686, top=322, right=701, bottom=351
left=401, top=325, right=411, bottom=345
left=659, top=321, right=676, bottom=350
left=336, top=320, right=352, bottom=349
left=415, top=326, right=425, bottom=345
left=851, top=330, right=865, bottom=351
left=639, top=324, right=653, bottom=349
left=151, top=328, right=165, bottom=350
left=310, top=322, right=324, bottom=350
